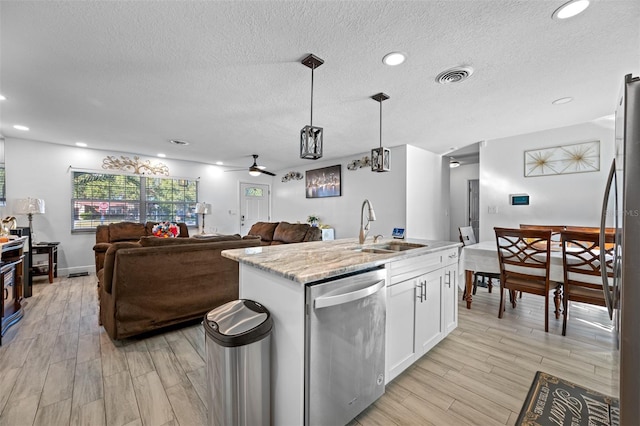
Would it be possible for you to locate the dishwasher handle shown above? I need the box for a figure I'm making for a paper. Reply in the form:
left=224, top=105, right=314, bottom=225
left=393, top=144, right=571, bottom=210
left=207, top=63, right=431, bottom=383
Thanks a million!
left=314, top=280, right=385, bottom=309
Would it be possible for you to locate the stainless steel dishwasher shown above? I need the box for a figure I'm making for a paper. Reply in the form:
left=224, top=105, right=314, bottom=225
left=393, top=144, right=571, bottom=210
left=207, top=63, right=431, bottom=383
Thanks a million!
left=304, top=267, right=386, bottom=426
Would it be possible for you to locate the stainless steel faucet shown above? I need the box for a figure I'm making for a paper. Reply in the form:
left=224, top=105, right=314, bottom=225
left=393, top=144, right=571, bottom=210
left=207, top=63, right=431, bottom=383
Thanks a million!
left=359, top=199, right=377, bottom=244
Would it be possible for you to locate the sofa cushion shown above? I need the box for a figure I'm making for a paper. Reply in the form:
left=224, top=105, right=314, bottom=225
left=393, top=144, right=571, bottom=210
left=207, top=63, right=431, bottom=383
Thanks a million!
left=109, top=222, right=147, bottom=242
left=273, top=222, right=310, bottom=243
left=102, top=241, right=142, bottom=294
left=304, top=226, right=322, bottom=242
left=138, top=235, right=241, bottom=247
left=248, top=222, right=279, bottom=243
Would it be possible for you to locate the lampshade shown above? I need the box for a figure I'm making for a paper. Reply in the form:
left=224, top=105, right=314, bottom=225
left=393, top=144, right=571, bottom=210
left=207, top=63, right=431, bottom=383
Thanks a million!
left=15, top=197, right=46, bottom=215
left=195, top=202, right=211, bottom=215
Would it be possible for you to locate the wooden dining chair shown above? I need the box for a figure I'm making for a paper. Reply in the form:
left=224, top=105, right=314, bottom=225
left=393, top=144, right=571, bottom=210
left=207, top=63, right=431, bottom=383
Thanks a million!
left=459, top=226, right=500, bottom=296
left=495, top=227, right=560, bottom=332
left=519, top=224, right=566, bottom=242
left=560, top=230, right=615, bottom=336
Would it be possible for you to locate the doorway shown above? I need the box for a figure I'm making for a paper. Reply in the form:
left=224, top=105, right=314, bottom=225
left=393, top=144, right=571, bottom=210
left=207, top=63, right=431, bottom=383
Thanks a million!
left=468, top=179, right=480, bottom=241
left=239, top=182, right=270, bottom=235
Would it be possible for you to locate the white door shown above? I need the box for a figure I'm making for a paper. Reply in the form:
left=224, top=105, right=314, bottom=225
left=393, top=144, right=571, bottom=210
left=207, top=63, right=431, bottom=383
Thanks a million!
left=239, top=182, right=270, bottom=235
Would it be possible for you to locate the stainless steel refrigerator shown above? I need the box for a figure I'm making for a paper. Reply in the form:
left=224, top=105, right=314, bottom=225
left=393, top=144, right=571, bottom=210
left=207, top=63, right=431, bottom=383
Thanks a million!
left=600, top=73, right=640, bottom=424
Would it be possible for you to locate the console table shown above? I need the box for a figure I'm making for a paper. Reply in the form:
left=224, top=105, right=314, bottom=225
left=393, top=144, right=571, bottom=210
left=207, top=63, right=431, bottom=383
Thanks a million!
left=1, top=237, right=27, bottom=345
left=32, top=242, right=59, bottom=283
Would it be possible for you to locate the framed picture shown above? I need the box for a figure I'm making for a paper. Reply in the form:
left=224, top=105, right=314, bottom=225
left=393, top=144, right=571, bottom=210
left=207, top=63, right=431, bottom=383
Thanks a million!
left=305, top=165, right=341, bottom=198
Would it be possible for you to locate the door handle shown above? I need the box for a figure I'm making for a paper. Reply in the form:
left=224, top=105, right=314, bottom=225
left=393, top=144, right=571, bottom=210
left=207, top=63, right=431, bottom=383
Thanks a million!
left=4, top=287, right=8, bottom=300
left=422, top=281, right=427, bottom=302
left=600, top=159, right=616, bottom=320
left=315, top=280, right=385, bottom=309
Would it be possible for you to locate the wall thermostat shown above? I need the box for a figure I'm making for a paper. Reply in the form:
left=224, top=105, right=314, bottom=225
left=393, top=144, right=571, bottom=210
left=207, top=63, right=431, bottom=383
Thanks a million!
left=510, top=194, right=530, bottom=206
left=392, top=228, right=405, bottom=239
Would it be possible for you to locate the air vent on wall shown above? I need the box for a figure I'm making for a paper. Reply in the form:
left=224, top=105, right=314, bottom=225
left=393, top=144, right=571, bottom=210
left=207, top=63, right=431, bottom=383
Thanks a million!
left=435, top=66, right=474, bottom=84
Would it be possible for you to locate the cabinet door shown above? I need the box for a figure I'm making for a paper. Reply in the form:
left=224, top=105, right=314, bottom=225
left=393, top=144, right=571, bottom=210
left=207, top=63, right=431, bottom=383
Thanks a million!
left=386, top=277, right=418, bottom=382
left=415, top=269, right=443, bottom=357
left=443, top=263, right=458, bottom=335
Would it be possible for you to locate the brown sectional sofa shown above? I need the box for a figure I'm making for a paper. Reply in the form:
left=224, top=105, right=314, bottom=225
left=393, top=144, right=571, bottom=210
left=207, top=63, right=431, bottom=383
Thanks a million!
left=93, top=221, right=190, bottom=274
left=247, top=221, right=322, bottom=245
left=93, top=222, right=262, bottom=339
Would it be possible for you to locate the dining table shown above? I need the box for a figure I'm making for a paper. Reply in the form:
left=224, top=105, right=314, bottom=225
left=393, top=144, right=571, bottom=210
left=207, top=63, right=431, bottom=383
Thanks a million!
left=460, top=240, right=567, bottom=309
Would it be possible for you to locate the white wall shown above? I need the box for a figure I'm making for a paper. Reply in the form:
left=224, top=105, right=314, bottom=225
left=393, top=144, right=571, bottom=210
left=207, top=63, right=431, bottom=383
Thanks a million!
left=5, top=137, right=450, bottom=273
left=4, top=137, right=272, bottom=275
left=478, top=120, right=615, bottom=241
left=271, top=146, right=407, bottom=239
left=449, top=163, right=480, bottom=241
left=405, top=145, right=452, bottom=241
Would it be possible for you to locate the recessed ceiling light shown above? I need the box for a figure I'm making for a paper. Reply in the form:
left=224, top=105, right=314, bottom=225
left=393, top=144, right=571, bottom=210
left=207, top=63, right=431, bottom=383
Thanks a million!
left=382, top=52, right=406, bottom=66
left=552, top=0, right=590, bottom=20
left=0, top=94, right=6, bottom=101
left=552, top=97, right=574, bottom=105
left=13, top=124, right=29, bottom=131
left=157, top=153, right=167, bottom=158
left=75, top=142, right=88, bottom=147
left=170, top=139, right=190, bottom=146
left=215, top=161, right=224, bottom=165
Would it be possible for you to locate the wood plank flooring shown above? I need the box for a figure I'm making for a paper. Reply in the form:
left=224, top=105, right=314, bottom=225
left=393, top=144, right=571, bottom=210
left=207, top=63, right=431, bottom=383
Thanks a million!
left=0, top=276, right=618, bottom=426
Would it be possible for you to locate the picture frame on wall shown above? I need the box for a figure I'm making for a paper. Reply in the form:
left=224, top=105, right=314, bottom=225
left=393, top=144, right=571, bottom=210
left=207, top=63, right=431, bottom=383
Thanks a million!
left=305, top=165, right=341, bottom=198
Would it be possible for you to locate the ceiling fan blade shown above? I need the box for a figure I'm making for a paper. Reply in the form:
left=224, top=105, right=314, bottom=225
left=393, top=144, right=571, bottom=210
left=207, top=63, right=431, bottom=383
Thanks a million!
left=260, top=169, right=276, bottom=177
left=224, top=168, right=246, bottom=172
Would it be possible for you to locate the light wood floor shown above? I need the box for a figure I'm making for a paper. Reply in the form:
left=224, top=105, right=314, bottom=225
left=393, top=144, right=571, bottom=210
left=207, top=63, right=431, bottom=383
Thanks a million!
left=0, top=276, right=618, bottom=426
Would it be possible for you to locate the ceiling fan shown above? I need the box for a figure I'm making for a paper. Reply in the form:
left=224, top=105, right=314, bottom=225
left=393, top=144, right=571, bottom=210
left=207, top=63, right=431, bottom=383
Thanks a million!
left=225, top=154, right=276, bottom=177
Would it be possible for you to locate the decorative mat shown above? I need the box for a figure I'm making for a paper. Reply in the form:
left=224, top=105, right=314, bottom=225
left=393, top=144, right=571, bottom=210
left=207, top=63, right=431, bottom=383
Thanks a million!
left=516, top=371, right=619, bottom=426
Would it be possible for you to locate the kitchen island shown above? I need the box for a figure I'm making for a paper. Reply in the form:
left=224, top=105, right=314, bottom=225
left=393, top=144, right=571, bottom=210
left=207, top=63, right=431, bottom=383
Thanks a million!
left=222, top=237, right=461, bottom=425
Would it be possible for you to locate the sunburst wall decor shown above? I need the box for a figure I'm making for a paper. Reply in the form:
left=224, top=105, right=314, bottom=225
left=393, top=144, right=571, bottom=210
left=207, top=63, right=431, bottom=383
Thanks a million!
left=524, top=140, right=600, bottom=177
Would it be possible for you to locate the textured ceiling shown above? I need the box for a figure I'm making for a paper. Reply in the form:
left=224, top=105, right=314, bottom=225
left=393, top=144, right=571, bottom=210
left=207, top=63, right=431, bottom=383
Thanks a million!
left=1, top=1, right=639, bottom=171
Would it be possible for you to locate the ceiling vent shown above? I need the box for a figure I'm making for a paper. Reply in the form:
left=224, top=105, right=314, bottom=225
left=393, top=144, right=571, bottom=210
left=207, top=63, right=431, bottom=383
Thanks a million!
left=435, top=66, right=474, bottom=84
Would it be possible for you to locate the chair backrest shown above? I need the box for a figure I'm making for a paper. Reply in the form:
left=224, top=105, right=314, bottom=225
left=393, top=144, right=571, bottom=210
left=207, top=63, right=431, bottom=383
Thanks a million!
left=561, top=230, right=615, bottom=292
left=519, top=224, right=565, bottom=242
left=495, top=227, right=552, bottom=281
left=458, top=226, right=477, bottom=246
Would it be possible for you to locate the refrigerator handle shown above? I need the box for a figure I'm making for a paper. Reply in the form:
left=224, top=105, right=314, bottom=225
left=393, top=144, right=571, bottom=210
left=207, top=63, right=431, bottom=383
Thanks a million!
left=314, top=280, right=385, bottom=309
left=600, top=159, right=616, bottom=320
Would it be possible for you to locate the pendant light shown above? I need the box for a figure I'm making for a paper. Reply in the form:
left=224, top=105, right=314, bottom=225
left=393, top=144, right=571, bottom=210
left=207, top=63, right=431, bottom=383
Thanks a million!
left=300, top=54, right=324, bottom=160
left=371, top=92, right=391, bottom=172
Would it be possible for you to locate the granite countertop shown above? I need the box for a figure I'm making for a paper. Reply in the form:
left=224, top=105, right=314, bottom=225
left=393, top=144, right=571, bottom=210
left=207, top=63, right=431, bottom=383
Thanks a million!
left=222, top=237, right=461, bottom=284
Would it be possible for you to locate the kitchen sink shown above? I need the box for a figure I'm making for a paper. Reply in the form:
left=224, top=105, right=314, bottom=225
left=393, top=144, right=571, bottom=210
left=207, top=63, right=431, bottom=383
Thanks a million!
left=354, top=242, right=427, bottom=254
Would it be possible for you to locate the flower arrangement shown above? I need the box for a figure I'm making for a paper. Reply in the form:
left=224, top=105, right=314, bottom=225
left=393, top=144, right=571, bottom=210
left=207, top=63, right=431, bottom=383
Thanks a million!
left=307, top=214, right=320, bottom=226
left=152, top=222, right=180, bottom=238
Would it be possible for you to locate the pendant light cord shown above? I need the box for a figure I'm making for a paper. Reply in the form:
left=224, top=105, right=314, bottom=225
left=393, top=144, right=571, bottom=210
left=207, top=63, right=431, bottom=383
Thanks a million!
left=310, top=65, right=315, bottom=126
left=379, top=99, right=383, bottom=148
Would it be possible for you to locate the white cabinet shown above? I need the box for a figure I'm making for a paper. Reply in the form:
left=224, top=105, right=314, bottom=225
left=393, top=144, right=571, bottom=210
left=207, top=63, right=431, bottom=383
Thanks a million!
left=442, top=263, right=458, bottom=334
left=415, top=269, right=443, bottom=356
left=386, top=248, right=459, bottom=383
left=387, top=276, right=420, bottom=379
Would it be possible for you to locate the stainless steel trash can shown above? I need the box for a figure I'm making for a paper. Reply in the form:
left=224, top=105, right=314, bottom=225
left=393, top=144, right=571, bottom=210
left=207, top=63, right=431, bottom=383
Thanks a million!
left=204, top=299, right=272, bottom=426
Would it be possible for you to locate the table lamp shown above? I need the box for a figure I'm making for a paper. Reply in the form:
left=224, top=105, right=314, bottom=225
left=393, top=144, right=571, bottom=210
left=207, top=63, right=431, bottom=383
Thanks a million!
left=195, top=202, right=211, bottom=234
left=15, top=197, right=45, bottom=242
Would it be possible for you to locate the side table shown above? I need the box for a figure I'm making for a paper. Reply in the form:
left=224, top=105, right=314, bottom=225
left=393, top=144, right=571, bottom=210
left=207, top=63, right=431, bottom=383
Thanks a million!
left=32, top=242, right=59, bottom=283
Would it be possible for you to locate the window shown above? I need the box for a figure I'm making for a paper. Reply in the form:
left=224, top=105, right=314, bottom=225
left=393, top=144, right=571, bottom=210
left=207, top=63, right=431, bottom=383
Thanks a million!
left=72, top=171, right=198, bottom=230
